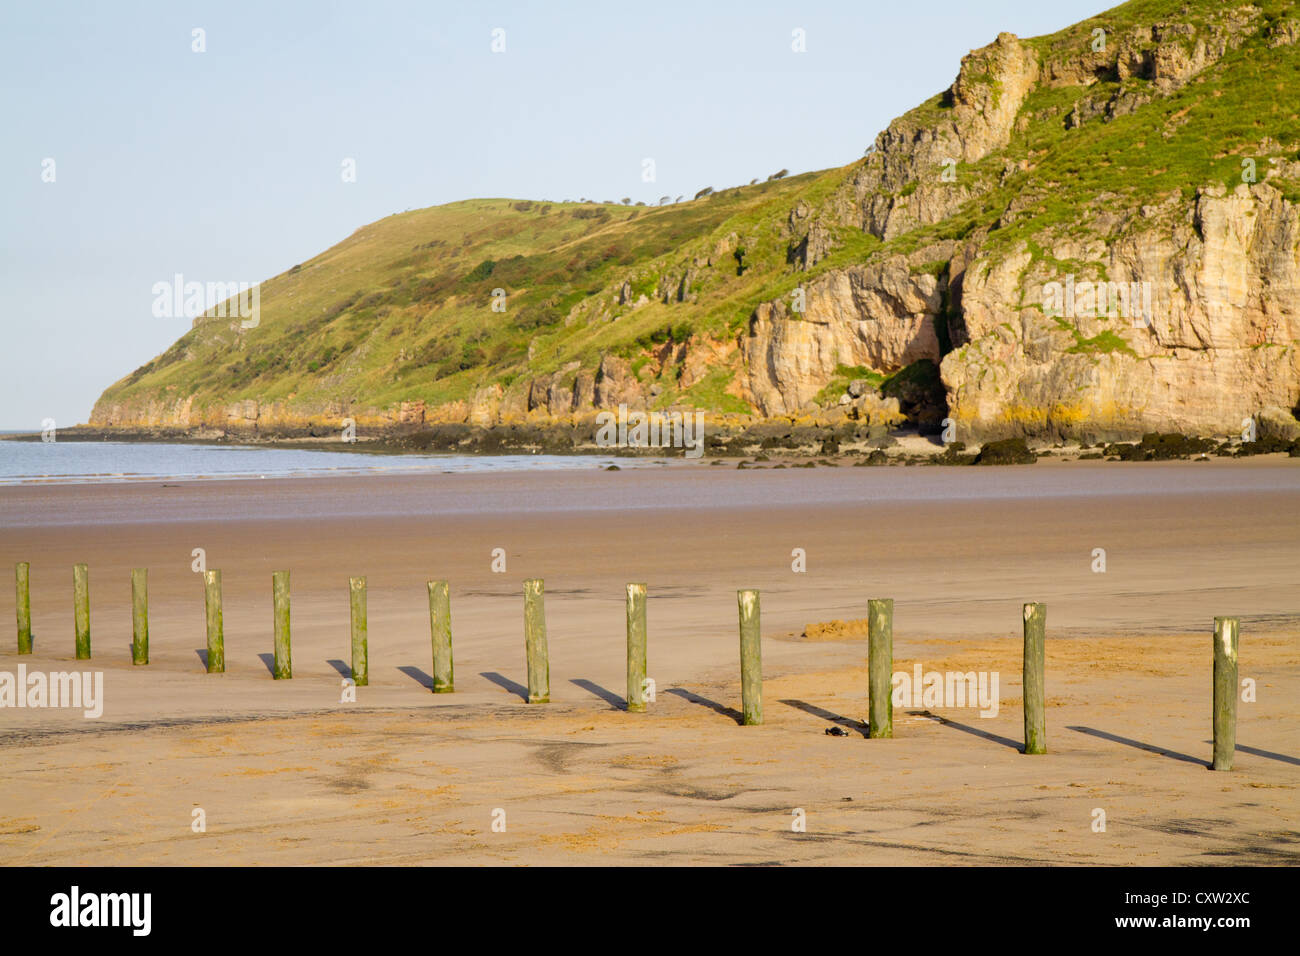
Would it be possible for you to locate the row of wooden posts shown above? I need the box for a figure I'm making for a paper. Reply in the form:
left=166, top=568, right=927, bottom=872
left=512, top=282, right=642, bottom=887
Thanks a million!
left=11, top=562, right=1242, bottom=769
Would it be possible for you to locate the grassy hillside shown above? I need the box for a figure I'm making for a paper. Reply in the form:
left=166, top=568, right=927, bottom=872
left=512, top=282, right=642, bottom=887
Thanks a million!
left=104, top=171, right=832, bottom=411
left=108, top=173, right=836, bottom=416
left=94, top=0, right=1300, bottom=430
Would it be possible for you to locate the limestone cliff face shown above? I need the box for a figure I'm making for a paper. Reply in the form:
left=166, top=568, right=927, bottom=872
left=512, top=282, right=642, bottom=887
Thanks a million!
left=740, top=256, right=944, bottom=415
left=785, top=32, right=1041, bottom=264
left=736, top=7, right=1300, bottom=440
left=89, top=393, right=398, bottom=436
left=940, top=181, right=1300, bottom=439
left=736, top=174, right=1300, bottom=439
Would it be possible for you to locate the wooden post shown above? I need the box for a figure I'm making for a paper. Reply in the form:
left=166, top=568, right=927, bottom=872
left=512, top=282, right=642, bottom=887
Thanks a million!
left=1212, top=616, right=1239, bottom=771
left=523, top=579, right=549, bottom=703
left=273, top=570, right=291, bottom=679
left=428, top=580, right=453, bottom=693
left=15, top=562, right=32, bottom=655
left=737, top=589, right=762, bottom=725
left=1022, top=602, right=1046, bottom=754
left=130, top=568, right=149, bottom=665
left=204, top=570, right=224, bottom=673
left=868, top=598, right=894, bottom=738
left=73, top=563, right=90, bottom=660
left=626, top=583, right=647, bottom=713
left=349, top=576, right=368, bottom=686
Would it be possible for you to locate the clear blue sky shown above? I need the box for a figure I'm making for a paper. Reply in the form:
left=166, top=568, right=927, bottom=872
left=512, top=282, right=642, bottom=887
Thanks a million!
left=0, top=0, right=1106, bottom=429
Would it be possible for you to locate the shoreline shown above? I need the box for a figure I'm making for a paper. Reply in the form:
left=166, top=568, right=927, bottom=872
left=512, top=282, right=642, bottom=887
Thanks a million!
left=10, top=420, right=1300, bottom=459
left=1, top=427, right=1297, bottom=490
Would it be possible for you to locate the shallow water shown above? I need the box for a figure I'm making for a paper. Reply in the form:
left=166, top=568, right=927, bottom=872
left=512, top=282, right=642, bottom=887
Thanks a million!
left=0, top=439, right=641, bottom=486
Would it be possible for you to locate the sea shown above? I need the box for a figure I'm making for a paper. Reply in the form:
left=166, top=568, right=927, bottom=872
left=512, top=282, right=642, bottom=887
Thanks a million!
left=0, top=437, right=641, bottom=486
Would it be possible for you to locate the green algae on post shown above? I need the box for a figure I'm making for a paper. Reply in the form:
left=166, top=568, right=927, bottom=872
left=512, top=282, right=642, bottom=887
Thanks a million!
left=1022, top=602, right=1046, bottom=754
left=523, top=578, right=549, bottom=703
left=15, top=562, right=31, bottom=655
left=1212, top=617, right=1239, bottom=771
left=626, top=583, right=647, bottom=713
left=204, top=569, right=224, bottom=673
left=868, top=598, right=894, bottom=739
left=273, top=570, right=291, bottom=679
left=737, top=588, right=762, bottom=725
left=74, top=563, right=90, bottom=660
left=131, top=568, right=148, bottom=665
left=428, top=580, right=453, bottom=693
left=350, top=576, right=368, bottom=686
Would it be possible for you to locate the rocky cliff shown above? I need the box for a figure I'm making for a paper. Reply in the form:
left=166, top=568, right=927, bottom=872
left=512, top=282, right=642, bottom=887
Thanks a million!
left=91, top=0, right=1300, bottom=443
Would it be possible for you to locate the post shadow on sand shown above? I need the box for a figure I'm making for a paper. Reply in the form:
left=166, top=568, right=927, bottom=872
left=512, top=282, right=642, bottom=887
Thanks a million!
left=778, top=699, right=867, bottom=737
left=570, top=679, right=625, bottom=710
left=664, top=687, right=743, bottom=725
left=1202, top=741, right=1300, bottom=767
left=398, top=666, right=435, bottom=691
left=480, top=671, right=529, bottom=702
left=1067, top=726, right=1203, bottom=766
left=257, top=653, right=276, bottom=677
left=194, top=649, right=208, bottom=670
left=929, top=713, right=1023, bottom=752
left=326, top=659, right=352, bottom=679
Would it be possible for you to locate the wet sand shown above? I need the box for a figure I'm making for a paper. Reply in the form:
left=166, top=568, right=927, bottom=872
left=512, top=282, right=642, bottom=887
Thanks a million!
left=0, top=457, right=1297, bottom=864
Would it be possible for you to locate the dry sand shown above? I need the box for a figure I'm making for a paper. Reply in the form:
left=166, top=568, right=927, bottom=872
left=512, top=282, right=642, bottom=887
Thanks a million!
left=0, top=457, right=1296, bottom=865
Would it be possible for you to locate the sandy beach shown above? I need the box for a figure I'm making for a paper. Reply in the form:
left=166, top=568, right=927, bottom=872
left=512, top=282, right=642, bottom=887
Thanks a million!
left=0, top=457, right=1296, bottom=865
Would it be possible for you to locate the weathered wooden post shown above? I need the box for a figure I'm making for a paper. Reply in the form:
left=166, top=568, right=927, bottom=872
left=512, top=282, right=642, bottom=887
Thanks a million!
left=868, top=598, right=894, bottom=738
left=15, top=562, right=32, bottom=655
left=131, top=568, right=149, bottom=665
left=273, top=570, right=291, bottom=679
left=737, top=588, right=762, bottom=725
left=626, top=583, right=647, bottom=713
left=1022, top=602, right=1046, bottom=754
left=204, top=569, right=224, bottom=673
left=428, top=580, right=453, bottom=693
left=350, top=576, right=368, bottom=686
left=523, top=578, right=549, bottom=703
left=1212, top=616, right=1239, bottom=771
left=73, top=563, right=90, bottom=660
